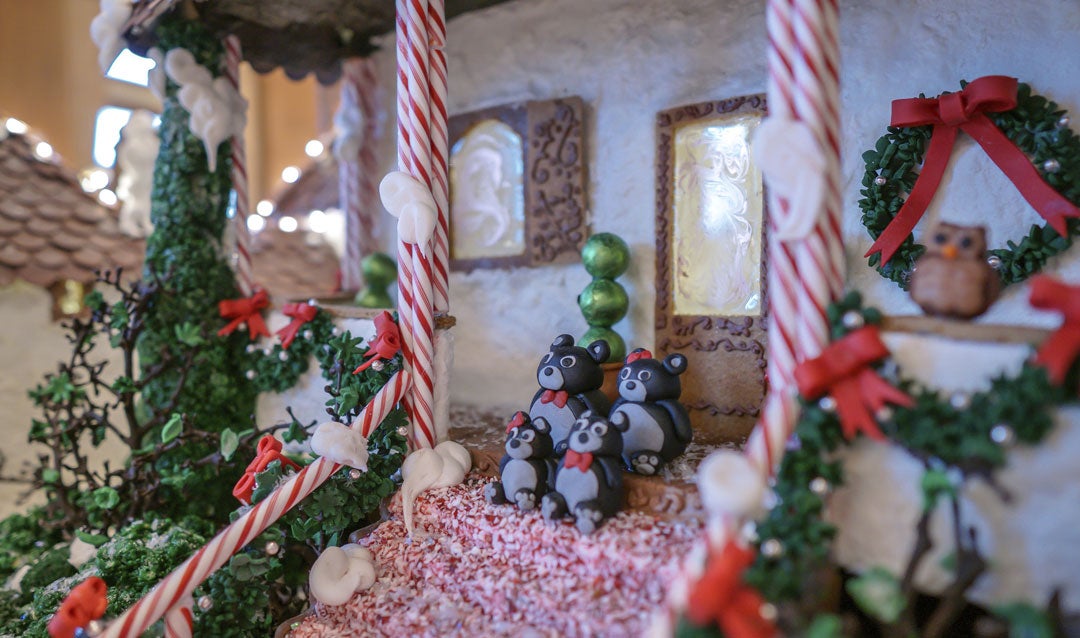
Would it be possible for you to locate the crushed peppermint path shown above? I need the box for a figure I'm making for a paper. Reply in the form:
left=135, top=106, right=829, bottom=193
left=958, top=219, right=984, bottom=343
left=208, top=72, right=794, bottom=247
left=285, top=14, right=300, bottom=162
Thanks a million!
left=287, top=475, right=702, bottom=637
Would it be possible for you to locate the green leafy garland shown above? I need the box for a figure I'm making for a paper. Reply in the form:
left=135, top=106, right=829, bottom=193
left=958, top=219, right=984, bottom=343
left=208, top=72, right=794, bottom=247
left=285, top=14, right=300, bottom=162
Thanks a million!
left=860, top=81, right=1080, bottom=289
left=742, top=292, right=1070, bottom=633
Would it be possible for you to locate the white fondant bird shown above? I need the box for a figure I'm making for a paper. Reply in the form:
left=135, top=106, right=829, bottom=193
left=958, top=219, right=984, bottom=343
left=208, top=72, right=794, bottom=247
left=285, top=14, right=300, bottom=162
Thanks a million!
left=308, top=544, right=377, bottom=606
left=310, top=422, right=370, bottom=472
left=752, top=117, right=827, bottom=240
left=379, top=171, right=437, bottom=252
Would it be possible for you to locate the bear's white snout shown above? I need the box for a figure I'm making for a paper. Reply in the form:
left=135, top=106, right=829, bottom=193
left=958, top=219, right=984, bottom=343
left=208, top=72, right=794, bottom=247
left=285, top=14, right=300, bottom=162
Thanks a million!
left=538, top=366, right=565, bottom=390
left=619, top=379, right=647, bottom=402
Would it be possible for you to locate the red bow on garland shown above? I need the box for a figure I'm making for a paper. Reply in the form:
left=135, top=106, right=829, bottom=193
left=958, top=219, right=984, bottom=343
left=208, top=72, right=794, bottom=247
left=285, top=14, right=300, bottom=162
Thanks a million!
left=218, top=288, right=271, bottom=341
left=564, top=449, right=593, bottom=472
left=794, top=326, right=913, bottom=441
left=232, top=435, right=301, bottom=505
left=539, top=389, right=570, bottom=408
left=626, top=348, right=652, bottom=363
left=1030, top=275, right=1080, bottom=386
left=686, top=541, right=776, bottom=638
left=865, top=75, right=1080, bottom=266
left=276, top=302, right=318, bottom=350
left=353, top=311, right=402, bottom=374
left=47, top=576, right=108, bottom=638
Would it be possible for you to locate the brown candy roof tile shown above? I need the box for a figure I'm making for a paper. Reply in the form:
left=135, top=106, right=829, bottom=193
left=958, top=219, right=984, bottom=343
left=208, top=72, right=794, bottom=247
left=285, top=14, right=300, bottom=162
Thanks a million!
left=0, top=128, right=145, bottom=288
left=250, top=227, right=339, bottom=300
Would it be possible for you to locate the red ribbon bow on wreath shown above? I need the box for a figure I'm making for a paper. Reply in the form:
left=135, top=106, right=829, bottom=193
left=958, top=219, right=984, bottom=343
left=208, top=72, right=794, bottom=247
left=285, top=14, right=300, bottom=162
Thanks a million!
left=1030, top=275, right=1080, bottom=387
left=218, top=288, right=271, bottom=341
left=564, top=449, right=593, bottom=472
left=276, top=302, right=318, bottom=350
left=47, top=576, right=108, bottom=638
left=865, top=75, right=1080, bottom=266
left=794, top=326, right=913, bottom=441
left=232, top=435, right=301, bottom=505
left=539, top=389, right=570, bottom=408
left=685, top=540, right=776, bottom=638
left=353, top=311, right=402, bottom=374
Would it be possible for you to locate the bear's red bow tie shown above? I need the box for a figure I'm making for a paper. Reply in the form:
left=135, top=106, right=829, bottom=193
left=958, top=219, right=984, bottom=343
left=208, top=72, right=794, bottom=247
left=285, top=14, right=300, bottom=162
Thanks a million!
left=564, top=449, right=593, bottom=472
left=539, top=389, right=570, bottom=408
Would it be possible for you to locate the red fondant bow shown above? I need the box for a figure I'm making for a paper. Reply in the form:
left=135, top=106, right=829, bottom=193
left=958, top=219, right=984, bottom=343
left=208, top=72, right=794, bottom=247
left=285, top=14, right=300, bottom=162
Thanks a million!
left=218, top=288, right=271, bottom=341
left=353, top=311, right=402, bottom=374
left=1030, top=275, right=1080, bottom=386
left=794, top=326, right=913, bottom=441
left=626, top=348, right=653, bottom=363
left=686, top=541, right=776, bottom=638
left=539, top=389, right=570, bottom=408
left=276, top=302, right=318, bottom=350
left=232, top=435, right=301, bottom=505
left=506, top=411, right=527, bottom=433
left=564, top=449, right=593, bottom=472
left=47, top=576, right=108, bottom=638
left=865, top=75, right=1080, bottom=266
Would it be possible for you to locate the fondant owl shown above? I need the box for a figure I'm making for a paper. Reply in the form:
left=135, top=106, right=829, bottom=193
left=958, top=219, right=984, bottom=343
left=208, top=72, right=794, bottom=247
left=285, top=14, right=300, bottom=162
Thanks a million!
left=909, top=222, right=1001, bottom=319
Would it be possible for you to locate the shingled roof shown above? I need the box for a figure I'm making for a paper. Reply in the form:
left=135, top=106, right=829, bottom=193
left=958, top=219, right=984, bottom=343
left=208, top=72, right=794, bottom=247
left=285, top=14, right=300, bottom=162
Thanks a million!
left=250, top=227, right=340, bottom=299
left=124, top=0, right=512, bottom=84
left=0, top=126, right=144, bottom=288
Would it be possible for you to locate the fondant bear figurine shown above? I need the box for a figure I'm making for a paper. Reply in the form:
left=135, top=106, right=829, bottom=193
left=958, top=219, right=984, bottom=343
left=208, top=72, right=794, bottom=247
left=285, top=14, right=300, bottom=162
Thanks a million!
left=541, top=411, right=628, bottom=534
left=529, top=334, right=612, bottom=456
left=484, top=411, right=556, bottom=511
left=610, top=348, right=692, bottom=475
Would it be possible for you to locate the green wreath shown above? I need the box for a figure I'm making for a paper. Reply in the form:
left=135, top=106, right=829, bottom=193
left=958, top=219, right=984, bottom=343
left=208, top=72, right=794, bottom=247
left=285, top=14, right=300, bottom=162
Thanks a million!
left=860, top=81, right=1080, bottom=290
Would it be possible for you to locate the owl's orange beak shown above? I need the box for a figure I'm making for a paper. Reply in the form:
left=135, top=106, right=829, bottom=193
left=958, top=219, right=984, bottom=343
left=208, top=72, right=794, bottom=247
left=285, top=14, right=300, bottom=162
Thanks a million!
left=941, top=244, right=958, bottom=260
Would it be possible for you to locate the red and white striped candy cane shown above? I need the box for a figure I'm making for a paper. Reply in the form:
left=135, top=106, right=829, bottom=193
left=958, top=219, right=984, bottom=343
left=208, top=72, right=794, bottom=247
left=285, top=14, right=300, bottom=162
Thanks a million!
left=427, top=0, right=450, bottom=313
left=339, top=58, right=382, bottom=291
left=163, top=595, right=193, bottom=638
left=394, top=0, right=438, bottom=448
left=223, top=34, right=254, bottom=296
left=98, top=371, right=409, bottom=637
left=745, top=0, right=843, bottom=479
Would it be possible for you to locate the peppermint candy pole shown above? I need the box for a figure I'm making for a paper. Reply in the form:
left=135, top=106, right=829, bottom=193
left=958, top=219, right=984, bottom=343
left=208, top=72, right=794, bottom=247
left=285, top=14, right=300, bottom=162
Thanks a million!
left=394, top=0, right=438, bottom=448
left=98, top=372, right=410, bottom=637
left=427, top=0, right=450, bottom=313
left=223, top=34, right=254, bottom=296
left=338, top=58, right=382, bottom=292
left=163, top=595, right=193, bottom=638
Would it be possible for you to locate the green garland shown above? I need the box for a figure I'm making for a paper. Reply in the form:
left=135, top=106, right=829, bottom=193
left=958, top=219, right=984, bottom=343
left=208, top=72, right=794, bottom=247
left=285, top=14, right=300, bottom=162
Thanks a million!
left=860, top=81, right=1080, bottom=290
left=742, top=292, right=1070, bottom=632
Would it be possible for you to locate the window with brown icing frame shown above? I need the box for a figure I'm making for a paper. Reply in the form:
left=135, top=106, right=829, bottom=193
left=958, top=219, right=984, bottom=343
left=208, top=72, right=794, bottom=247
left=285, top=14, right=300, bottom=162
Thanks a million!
left=654, top=94, right=768, bottom=445
left=448, top=97, right=588, bottom=272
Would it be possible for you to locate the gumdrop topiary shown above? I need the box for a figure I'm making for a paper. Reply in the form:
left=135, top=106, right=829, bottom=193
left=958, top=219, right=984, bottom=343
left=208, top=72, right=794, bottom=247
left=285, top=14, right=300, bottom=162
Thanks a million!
left=577, top=232, right=631, bottom=361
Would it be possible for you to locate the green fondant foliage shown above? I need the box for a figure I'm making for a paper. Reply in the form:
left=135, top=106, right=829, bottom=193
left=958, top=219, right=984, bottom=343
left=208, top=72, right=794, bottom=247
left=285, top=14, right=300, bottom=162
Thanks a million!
left=860, top=82, right=1080, bottom=289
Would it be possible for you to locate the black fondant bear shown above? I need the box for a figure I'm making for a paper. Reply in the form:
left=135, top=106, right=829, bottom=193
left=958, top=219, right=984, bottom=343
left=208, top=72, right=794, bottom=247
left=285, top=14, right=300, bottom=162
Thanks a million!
left=529, top=334, right=612, bottom=456
left=484, top=412, right=556, bottom=511
left=541, top=411, right=628, bottom=534
left=610, top=348, right=692, bottom=475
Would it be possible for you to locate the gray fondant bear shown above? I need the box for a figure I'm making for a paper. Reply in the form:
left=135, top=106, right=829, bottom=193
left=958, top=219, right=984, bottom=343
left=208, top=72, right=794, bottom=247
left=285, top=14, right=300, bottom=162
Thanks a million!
left=610, top=348, right=692, bottom=475
left=529, top=334, right=612, bottom=456
left=484, top=411, right=556, bottom=511
left=541, top=411, right=628, bottom=534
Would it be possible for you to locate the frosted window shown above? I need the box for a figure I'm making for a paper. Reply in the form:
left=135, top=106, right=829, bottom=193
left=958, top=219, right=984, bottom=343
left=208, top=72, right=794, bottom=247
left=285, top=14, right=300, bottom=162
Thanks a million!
left=106, top=49, right=155, bottom=87
left=449, top=119, right=526, bottom=259
left=93, top=107, right=133, bottom=167
left=672, top=113, right=763, bottom=316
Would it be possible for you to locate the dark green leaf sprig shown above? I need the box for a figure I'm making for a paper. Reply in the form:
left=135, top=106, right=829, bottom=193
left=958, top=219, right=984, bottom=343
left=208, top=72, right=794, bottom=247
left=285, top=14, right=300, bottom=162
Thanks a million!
left=744, top=291, right=1069, bottom=619
left=860, top=81, right=1080, bottom=290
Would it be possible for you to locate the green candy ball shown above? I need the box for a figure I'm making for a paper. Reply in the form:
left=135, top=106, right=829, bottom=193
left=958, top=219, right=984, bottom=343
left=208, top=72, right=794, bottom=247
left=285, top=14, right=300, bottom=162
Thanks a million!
left=361, top=253, right=397, bottom=288
left=354, top=289, right=394, bottom=309
left=578, top=327, right=626, bottom=363
left=581, top=233, right=630, bottom=279
left=578, top=279, right=629, bottom=326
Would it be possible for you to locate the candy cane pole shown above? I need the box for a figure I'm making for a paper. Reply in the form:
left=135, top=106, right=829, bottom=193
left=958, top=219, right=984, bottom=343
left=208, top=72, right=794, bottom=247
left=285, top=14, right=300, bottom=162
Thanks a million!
left=339, top=58, right=382, bottom=292
left=745, top=0, right=843, bottom=479
left=427, top=0, right=450, bottom=314
left=163, top=596, right=193, bottom=638
left=98, top=372, right=409, bottom=637
left=395, top=0, right=438, bottom=448
left=223, top=34, right=254, bottom=296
